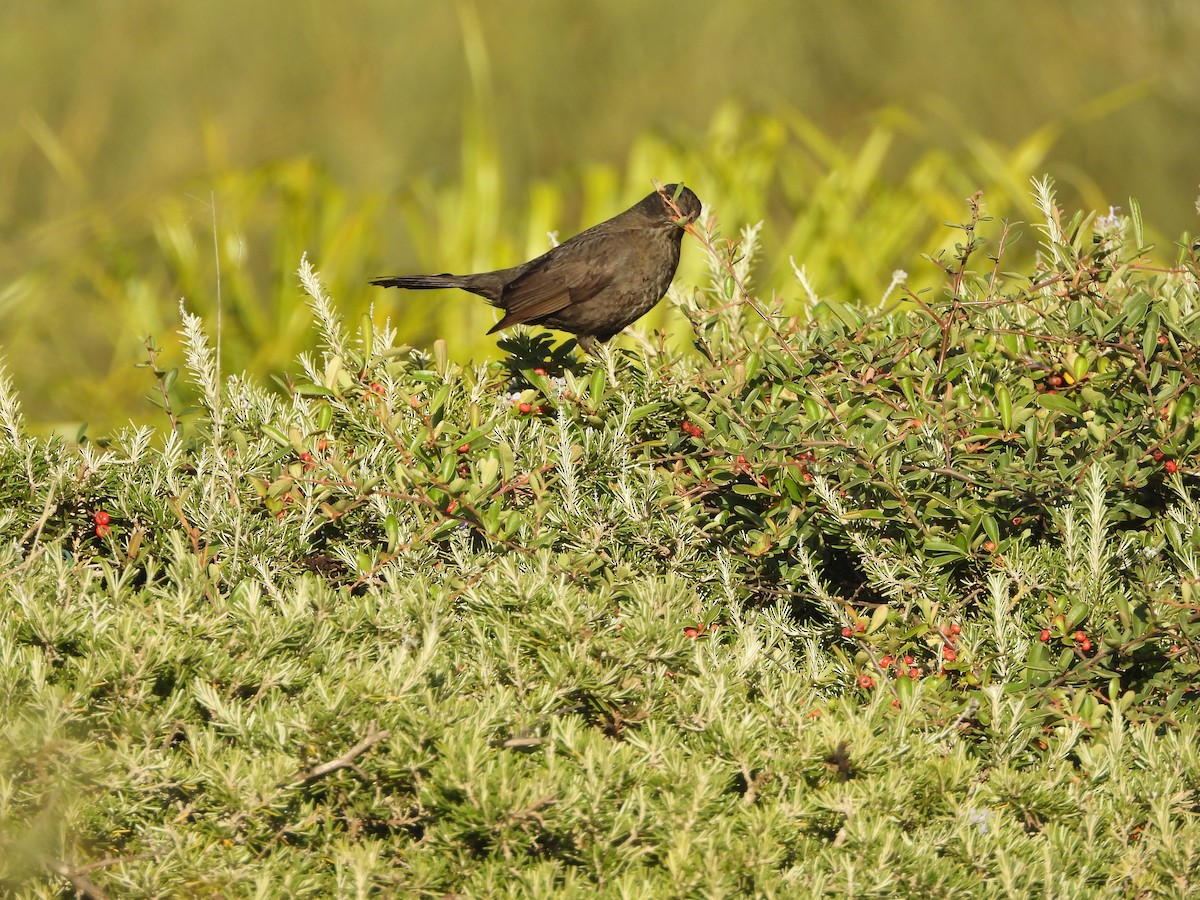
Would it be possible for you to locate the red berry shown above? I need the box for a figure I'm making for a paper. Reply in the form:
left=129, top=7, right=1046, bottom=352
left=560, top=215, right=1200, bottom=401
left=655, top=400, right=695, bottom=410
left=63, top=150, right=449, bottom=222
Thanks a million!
left=1081, top=638, right=1092, bottom=652
left=904, top=655, right=914, bottom=666
left=533, top=367, right=547, bottom=376
left=457, top=444, right=470, bottom=454
left=1039, top=629, right=1050, bottom=642
left=1074, top=630, right=1086, bottom=643
left=93, top=510, right=111, bottom=527
left=1049, top=375, right=1063, bottom=387
left=684, top=626, right=699, bottom=639
left=943, top=647, right=957, bottom=662
left=907, top=668, right=920, bottom=678
left=518, top=402, right=532, bottom=414
left=1152, top=449, right=1165, bottom=462
left=880, top=656, right=893, bottom=668
left=1165, top=460, right=1178, bottom=474
left=853, top=621, right=865, bottom=633
left=1158, top=334, right=1168, bottom=346
left=842, top=627, right=853, bottom=638
left=1012, top=516, right=1023, bottom=525
left=950, top=623, right=961, bottom=635
left=446, top=501, right=458, bottom=514
left=95, top=524, right=111, bottom=538
left=983, top=540, right=996, bottom=553
left=858, top=675, right=874, bottom=689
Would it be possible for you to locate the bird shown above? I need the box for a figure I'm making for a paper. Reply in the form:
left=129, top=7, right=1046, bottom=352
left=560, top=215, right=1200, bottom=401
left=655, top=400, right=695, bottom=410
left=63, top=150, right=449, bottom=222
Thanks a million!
left=371, top=184, right=702, bottom=355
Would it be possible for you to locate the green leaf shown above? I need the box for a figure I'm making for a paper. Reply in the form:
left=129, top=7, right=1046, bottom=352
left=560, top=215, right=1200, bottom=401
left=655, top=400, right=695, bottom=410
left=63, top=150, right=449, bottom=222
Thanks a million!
left=1035, top=393, right=1081, bottom=417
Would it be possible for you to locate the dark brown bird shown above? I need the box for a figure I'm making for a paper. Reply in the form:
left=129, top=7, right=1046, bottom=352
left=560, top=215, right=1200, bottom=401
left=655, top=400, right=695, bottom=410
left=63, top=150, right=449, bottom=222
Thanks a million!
left=371, top=184, right=702, bottom=355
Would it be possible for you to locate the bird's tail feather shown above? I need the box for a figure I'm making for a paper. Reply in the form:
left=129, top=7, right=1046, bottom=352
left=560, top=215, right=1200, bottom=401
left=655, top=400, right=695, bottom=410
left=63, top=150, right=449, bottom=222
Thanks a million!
left=370, top=274, right=468, bottom=290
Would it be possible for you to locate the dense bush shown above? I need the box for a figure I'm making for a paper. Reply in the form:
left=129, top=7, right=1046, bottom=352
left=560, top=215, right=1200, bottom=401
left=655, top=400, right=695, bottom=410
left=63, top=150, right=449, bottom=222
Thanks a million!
left=2, top=179, right=1200, bottom=896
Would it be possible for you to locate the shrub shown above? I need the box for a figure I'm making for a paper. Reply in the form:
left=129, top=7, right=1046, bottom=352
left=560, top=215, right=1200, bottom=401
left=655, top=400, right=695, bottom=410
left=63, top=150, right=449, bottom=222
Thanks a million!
left=2, top=178, right=1199, bottom=896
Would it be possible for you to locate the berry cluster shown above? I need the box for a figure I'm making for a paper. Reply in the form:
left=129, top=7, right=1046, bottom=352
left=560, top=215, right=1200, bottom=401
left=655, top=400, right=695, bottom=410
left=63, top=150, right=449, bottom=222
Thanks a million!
left=1151, top=446, right=1180, bottom=474
left=511, top=395, right=546, bottom=416
left=683, top=622, right=720, bottom=639
left=93, top=509, right=111, bottom=538
left=877, top=655, right=922, bottom=680
left=1038, top=608, right=1094, bottom=654
left=846, top=616, right=966, bottom=692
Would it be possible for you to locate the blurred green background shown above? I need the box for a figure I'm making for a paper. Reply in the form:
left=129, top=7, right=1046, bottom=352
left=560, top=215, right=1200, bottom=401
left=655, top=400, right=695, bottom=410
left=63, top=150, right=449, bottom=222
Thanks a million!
left=2, top=0, right=1198, bottom=435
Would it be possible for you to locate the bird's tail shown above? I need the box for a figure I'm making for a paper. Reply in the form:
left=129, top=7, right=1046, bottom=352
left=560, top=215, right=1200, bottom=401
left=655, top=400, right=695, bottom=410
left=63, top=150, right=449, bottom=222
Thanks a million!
left=370, top=274, right=471, bottom=291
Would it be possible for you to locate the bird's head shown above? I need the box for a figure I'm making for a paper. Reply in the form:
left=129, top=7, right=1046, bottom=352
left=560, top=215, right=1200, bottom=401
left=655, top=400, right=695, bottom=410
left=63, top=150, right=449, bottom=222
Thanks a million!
left=657, top=183, right=702, bottom=227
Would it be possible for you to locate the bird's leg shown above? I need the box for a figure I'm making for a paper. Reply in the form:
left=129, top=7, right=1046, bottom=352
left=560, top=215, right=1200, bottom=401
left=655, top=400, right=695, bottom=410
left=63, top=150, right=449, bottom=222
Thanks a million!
left=576, top=334, right=600, bottom=357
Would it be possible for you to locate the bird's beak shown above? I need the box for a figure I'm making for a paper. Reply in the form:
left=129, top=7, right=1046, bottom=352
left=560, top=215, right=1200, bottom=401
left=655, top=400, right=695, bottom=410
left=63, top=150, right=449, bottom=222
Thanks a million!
left=672, top=210, right=699, bottom=236
left=669, top=206, right=697, bottom=228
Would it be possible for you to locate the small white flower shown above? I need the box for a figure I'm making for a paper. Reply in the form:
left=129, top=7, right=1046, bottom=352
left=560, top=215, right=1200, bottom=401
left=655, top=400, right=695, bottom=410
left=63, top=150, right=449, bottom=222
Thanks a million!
left=1095, top=206, right=1123, bottom=234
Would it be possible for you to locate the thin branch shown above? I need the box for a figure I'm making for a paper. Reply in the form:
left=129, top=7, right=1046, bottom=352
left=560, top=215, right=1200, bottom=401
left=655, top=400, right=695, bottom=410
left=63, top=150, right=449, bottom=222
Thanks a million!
left=46, top=859, right=110, bottom=900
left=292, top=723, right=391, bottom=785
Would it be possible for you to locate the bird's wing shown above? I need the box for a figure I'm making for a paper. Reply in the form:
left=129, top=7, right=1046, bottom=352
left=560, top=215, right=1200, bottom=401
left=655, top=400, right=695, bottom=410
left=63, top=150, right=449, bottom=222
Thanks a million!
left=487, top=233, right=618, bottom=333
